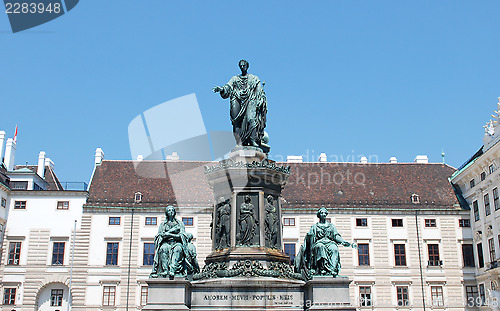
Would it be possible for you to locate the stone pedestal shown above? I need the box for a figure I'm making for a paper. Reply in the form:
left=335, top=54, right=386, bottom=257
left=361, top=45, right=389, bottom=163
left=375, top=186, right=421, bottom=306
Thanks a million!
left=144, top=276, right=356, bottom=311
left=304, top=277, right=356, bottom=311
left=143, top=278, right=191, bottom=311
left=203, top=148, right=291, bottom=276
left=190, top=277, right=305, bottom=311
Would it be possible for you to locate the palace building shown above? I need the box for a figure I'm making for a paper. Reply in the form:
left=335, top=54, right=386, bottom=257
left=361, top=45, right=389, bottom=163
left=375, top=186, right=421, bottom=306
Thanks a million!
left=450, top=99, right=500, bottom=311
left=0, top=134, right=480, bottom=310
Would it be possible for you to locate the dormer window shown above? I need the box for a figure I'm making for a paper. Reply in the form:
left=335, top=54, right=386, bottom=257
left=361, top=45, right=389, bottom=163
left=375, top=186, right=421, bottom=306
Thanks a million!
left=411, top=194, right=420, bottom=204
left=134, top=192, right=143, bottom=203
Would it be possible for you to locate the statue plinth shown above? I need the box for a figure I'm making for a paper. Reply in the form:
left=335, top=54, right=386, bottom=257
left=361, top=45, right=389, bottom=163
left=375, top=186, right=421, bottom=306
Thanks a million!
left=199, top=150, right=296, bottom=280
left=305, top=277, right=356, bottom=310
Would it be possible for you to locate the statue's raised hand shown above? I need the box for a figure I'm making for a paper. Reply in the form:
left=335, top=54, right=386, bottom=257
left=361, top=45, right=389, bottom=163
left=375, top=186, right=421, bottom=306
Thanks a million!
left=212, top=86, right=223, bottom=93
left=342, top=241, right=351, bottom=247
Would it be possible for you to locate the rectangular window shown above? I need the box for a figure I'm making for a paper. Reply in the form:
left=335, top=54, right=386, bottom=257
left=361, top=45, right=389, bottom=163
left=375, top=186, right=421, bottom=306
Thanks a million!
left=284, top=243, right=296, bottom=264
left=143, top=243, right=155, bottom=266
left=479, top=284, right=486, bottom=306
left=392, top=219, right=403, bottom=227
left=431, top=286, right=444, bottom=307
left=108, top=217, right=120, bottom=225
left=359, top=286, right=371, bottom=306
left=394, top=244, right=406, bottom=266
left=145, top=217, right=157, bottom=226
left=50, top=289, right=63, bottom=306
left=8, top=241, right=21, bottom=265
left=141, top=286, right=148, bottom=306
left=396, top=286, right=409, bottom=306
left=481, top=172, right=486, bottom=181
left=490, top=164, right=495, bottom=174
left=52, top=242, right=65, bottom=265
left=462, top=244, right=475, bottom=267
left=358, top=243, right=370, bottom=266
left=466, top=285, right=479, bottom=305
left=102, top=286, right=116, bottom=306
left=106, top=242, right=119, bottom=265
left=283, top=218, right=295, bottom=226
left=3, top=288, right=15, bottom=305
left=489, top=238, right=496, bottom=263
left=494, top=188, right=500, bottom=211
left=1, top=197, right=6, bottom=208
left=473, top=200, right=480, bottom=221
left=14, top=200, right=26, bottom=209
left=10, top=181, right=27, bottom=190
left=498, top=234, right=500, bottom=252
left=477, top=243, right=485, bottom=268
left=356, top=218, right=368, bottom=227
left=459, top=219, right=471, bottom=227
left=470, top=179, right=476, bottom=188
left=428, top=244, right=441, bottom=266
left=57, top=201, right=69, bottom=210
left=425, top=219, right=436, bottom=227
left=182, top=217, right=194, bottom=226
left=485, top=194, right=491, bottom=216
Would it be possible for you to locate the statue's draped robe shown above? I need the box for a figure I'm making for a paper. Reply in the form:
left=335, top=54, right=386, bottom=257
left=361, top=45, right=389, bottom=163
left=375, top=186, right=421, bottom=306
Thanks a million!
left=186, top=242, right=200, bottom=274
left=265, top=202, right=279, bottom=248
left=220, top=74, right=267, bottom=146
left=151, top=218, right=188, bottom=277
left=296, top=222, right=344, bottom=276
left=237, top=202, right=258, bottom=245
left=216, top=203, right=231, bottom=249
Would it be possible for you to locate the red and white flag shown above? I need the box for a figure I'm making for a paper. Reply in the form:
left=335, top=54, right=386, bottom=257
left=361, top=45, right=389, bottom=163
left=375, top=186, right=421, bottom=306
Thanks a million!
left=13, top=125, right=17, bottom=144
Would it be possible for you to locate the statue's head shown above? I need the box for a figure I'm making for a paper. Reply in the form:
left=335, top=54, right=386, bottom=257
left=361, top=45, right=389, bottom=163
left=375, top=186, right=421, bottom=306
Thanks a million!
left=165, top=205, right=176, bottom=218
left=267, top=195, right=273, bottom=203
left=239, top=59, right=249, bottom=73
left=244, top=194, right=251, bottom=203
left=317, top=207, right=329, bottom=220
left=186, top=232, right=194, bottom=242
left=219, top=197, right=225, bottom=203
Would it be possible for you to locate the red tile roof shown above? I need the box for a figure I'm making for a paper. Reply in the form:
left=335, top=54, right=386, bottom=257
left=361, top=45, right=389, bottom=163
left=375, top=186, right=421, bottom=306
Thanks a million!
left=85, top=160, right=461, bottom=210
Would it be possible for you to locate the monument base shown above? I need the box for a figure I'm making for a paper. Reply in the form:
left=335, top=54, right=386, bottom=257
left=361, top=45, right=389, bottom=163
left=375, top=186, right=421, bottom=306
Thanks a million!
left=305, top=277, right=356, bottom=311
left=144, top=276, right=355, bottom=311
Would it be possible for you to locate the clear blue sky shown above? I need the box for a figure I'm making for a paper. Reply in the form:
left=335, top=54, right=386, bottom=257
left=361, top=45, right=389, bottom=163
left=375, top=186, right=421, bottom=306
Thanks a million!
left=1, top=1, right=499, bottom=183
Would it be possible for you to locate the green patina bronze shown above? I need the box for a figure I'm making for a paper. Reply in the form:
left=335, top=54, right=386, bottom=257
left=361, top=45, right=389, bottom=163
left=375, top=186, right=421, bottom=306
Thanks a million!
left=295, top=207, right=356, bottom=278
left=150, top=206, right=200, bottom=279
left=213, top=59, right=269, bottom=152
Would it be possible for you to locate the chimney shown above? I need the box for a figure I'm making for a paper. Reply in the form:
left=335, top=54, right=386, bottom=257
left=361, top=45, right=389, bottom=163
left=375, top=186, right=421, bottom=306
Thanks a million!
left=45, top=158, right=55, bottom=171
left=4, top=138, right=16, bottom=171
left=360, top=156, right=368, bottom=164
left=136, top=155, right=144, bottom=161
left=0, top=131, right=5, bottom=164
left=287, top=155, right=303, bottom=163
left=414, top=155, right=429, bottom=164
left=389, top=156, right=398, bottom=163
left=166, top=152, right=179, bottom=161
left=37, top=151, right=46, bottom=178
left=319, top=153, right=327, bottom=162
left=95, top=148, right=104, bottom=165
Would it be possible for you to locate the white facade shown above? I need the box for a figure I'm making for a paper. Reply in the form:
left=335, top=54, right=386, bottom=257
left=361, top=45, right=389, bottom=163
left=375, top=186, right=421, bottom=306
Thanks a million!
left=0, top=144, right=477, bottom=310
left=451, top=100, right=500, bottom=310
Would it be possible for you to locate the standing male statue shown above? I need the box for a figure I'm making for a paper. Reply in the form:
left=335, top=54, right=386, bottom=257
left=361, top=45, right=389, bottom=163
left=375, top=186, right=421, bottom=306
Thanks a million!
left=213, top=59, right=268, bottom=149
